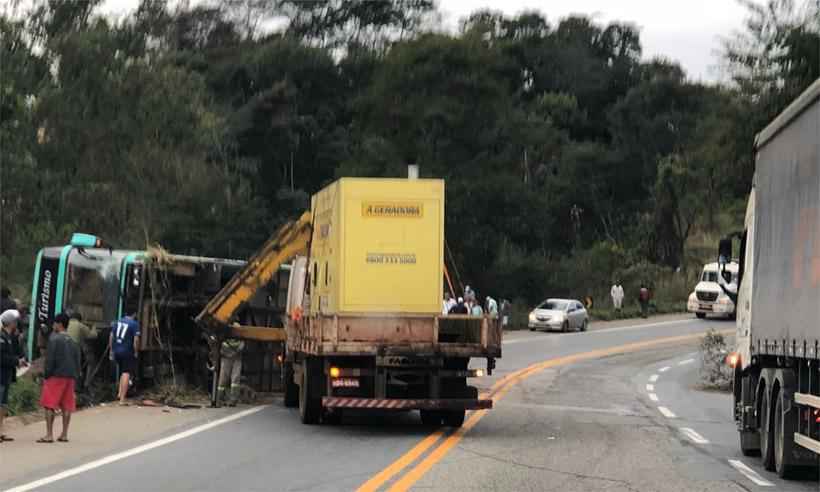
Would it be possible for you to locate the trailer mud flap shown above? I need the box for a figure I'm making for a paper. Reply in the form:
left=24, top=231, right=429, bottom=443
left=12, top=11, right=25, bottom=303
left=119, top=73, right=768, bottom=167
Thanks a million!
left=322, top=397, right=492, bottom=410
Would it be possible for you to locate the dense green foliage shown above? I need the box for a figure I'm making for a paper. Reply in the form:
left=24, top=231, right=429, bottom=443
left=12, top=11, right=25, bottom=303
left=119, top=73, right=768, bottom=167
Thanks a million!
left=2, top=0, right=818, bottom=307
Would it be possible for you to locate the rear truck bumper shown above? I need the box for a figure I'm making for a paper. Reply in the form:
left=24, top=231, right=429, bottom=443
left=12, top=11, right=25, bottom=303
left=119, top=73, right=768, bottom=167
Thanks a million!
left=322, top=397, right=493, bottom=410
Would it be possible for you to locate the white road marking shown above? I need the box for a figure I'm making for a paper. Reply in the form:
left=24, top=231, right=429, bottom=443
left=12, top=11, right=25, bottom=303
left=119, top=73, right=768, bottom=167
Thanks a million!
left=649, top=374, right=659, bottom=382
left=504, top=402, right=640, bottom=416
left=4, top=406, right=267, bottom=492
left=646, top=384, right=654, bottom=392
left=504, top=319, right=699, bottom=345
left=648, top=393, right=659, bottom=402
left=728, top=459, right=775, bottom=487
left=679, top=427, right=709, bottom=444
left=678, top=358, right=695, bottom=365
left=657, top=406, right=676, bottom=418
left=658, top=366, right=671, bottom=372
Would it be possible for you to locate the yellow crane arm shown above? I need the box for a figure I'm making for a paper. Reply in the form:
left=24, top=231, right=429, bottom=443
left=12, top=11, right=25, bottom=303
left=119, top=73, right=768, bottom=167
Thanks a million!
left=195, top=211, right=312, bottom=335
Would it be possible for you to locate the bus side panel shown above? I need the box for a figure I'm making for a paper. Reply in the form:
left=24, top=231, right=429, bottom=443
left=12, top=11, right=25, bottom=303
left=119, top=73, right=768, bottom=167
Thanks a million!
left=28, top=247, right=64, bottom=359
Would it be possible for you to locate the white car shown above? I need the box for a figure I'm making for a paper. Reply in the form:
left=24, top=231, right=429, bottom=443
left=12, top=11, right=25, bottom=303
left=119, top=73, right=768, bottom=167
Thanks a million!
left=528, top=298, right=588, bottom=332
left=687, top=262, right=737, bottom=319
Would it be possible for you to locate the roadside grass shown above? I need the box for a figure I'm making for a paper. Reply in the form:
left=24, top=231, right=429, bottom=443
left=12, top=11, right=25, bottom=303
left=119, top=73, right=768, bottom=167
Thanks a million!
left=7, top=376, right=39, bottom=416
left=698, top=328, right=733, bottom=392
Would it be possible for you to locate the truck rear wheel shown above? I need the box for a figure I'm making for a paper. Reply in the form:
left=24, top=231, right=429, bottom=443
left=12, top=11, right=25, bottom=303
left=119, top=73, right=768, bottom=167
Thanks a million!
left=420, top=410, right=443, bottom=426
left=283, top=361, right=299, bottom=408
left=443, top=409, right=465, bottom=427
left=760, top=388, right=775, bottom=471
left=736, top=370, right=760, bottom=456
left=299, top=358, right=322, bottom=425
left=740, top=431, right=760, bottom=456
left=774, top=389, right=799, bottom=478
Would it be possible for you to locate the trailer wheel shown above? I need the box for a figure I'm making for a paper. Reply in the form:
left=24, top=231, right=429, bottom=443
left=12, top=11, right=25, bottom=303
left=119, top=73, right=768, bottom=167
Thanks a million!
left=443, top=409, right=465, bottom=428
left=283, top=362, right=299, bottom=408
left=420, top=410, right=443, bottom=426
left=760, top=387, right=775, bottom=471
left=739, top=431, right=760, bottom=456
left=736, top=369, right=760, bottom=456
left=299, top=358, right=322, bottom=425
left=774, top=389, right=799, bottom=478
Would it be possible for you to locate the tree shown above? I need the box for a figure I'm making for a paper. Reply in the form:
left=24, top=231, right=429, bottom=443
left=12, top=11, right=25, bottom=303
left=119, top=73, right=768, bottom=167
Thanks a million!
left=648, top=154, right=703, bottom=267
left=722, top=0, right=819, bottom=120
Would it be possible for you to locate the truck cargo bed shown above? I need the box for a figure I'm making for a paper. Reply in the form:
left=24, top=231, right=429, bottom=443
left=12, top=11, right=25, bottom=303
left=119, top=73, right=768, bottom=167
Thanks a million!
left=287, top=313, right=502, bottom=358
left=750, top=77, right=820, bottom=357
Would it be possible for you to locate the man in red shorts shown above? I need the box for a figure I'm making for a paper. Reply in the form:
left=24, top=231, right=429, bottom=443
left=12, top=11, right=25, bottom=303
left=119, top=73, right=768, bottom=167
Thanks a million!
left=38, top=313, right=80, bottom=443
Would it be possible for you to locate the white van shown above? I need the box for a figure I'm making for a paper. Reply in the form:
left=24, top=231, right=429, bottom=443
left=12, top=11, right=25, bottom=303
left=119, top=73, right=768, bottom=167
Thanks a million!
left=687, top=262, right=738, bottom=319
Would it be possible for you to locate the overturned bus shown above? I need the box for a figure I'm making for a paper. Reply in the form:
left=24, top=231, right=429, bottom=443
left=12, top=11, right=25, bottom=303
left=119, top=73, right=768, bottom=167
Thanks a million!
left=27, top=233, right=289, bottom=393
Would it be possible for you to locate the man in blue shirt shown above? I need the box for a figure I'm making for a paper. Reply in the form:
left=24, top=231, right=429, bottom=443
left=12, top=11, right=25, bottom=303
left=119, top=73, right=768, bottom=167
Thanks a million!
left=109, top=313, right=140, bottom=405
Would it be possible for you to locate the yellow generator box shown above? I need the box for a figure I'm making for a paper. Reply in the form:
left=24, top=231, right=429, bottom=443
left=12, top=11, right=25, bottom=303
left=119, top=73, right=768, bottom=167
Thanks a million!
left=308, top=178, right=444, bottom=315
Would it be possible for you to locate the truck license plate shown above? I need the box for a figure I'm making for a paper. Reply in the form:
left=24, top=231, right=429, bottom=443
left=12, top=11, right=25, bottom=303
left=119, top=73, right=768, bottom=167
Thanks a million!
left=331, top=378, right=360, bottom=388
left=699, top=304, right=712, bottom=311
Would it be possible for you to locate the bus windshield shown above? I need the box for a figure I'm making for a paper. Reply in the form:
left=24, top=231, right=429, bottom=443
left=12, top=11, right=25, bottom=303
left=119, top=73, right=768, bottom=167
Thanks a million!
left=64, top=249, right=131, bottom=327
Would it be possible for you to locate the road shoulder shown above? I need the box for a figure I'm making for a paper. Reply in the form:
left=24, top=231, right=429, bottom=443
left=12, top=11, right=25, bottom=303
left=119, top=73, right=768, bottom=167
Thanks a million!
left=1, top=401, right=252, bottom=486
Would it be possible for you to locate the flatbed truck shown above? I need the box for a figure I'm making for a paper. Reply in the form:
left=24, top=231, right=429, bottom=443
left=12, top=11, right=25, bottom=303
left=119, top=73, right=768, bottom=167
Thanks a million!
left=198, top=177, right=501, bottom=426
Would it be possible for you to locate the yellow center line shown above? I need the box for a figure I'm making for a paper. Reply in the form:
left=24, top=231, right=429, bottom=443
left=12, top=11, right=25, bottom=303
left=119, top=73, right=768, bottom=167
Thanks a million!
left=372, top=329, right=731, bottom=492
left=355, top=430, right=446, bottom=492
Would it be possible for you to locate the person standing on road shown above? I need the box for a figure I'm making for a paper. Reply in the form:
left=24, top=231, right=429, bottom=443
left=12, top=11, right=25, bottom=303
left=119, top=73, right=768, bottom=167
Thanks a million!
left=500, top=299, right=511, bottom=328
left=450, top=297, right=468, bottom=315
left=610, top=282, right=624, bottom=311
left=1, top=309, right=26, bottom=443
left=38, top=313, right=80, bottom=443
left=67, top=312, right=98, bottom=389
left=485, top=296, right=498, bottom=316
left=470, top=301, right=484, bottom=316
left=218, top=334, right=245, bottom=407
left=0, top=288, right=16, bottom=313
left=442, top=292, right=456, bottom=315
left=109, top=313, right=140, bottom=405
left=639, top=284, right=650, bottom=318
left=464, top=285, right=475, bottom=303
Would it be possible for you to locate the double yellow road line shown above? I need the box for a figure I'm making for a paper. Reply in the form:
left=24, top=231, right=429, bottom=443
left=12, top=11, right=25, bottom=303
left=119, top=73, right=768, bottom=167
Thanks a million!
left=356, top=329, right=732, bottom=492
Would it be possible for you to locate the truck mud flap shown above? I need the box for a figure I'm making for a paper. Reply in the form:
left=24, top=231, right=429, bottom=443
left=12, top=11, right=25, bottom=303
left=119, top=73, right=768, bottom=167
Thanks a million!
left=322, top=397, right=492, bottom=410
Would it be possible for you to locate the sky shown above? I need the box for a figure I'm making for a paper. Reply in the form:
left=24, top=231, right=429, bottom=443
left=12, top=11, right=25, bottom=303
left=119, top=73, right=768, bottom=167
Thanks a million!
left=98, top=0, right=751, bottom=82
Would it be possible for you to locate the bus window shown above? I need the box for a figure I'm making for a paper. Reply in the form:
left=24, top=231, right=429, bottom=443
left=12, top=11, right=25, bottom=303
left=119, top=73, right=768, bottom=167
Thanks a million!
left=64, top=249, right=127, bottom=326
left=122, top=264, right=143, bottom=317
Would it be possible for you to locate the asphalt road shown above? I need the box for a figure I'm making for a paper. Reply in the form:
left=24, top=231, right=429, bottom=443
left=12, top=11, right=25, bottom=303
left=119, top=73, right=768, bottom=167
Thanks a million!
left=5, top=316, right=817, bottom=491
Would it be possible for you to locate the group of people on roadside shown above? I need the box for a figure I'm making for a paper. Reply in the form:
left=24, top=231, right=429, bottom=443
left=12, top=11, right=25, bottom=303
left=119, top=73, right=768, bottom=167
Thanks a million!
left=0, top=293, right=141, bottom=444
left=609, top=281, right=653, bottom=318
left=442, top=285, right=500, bottom=318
